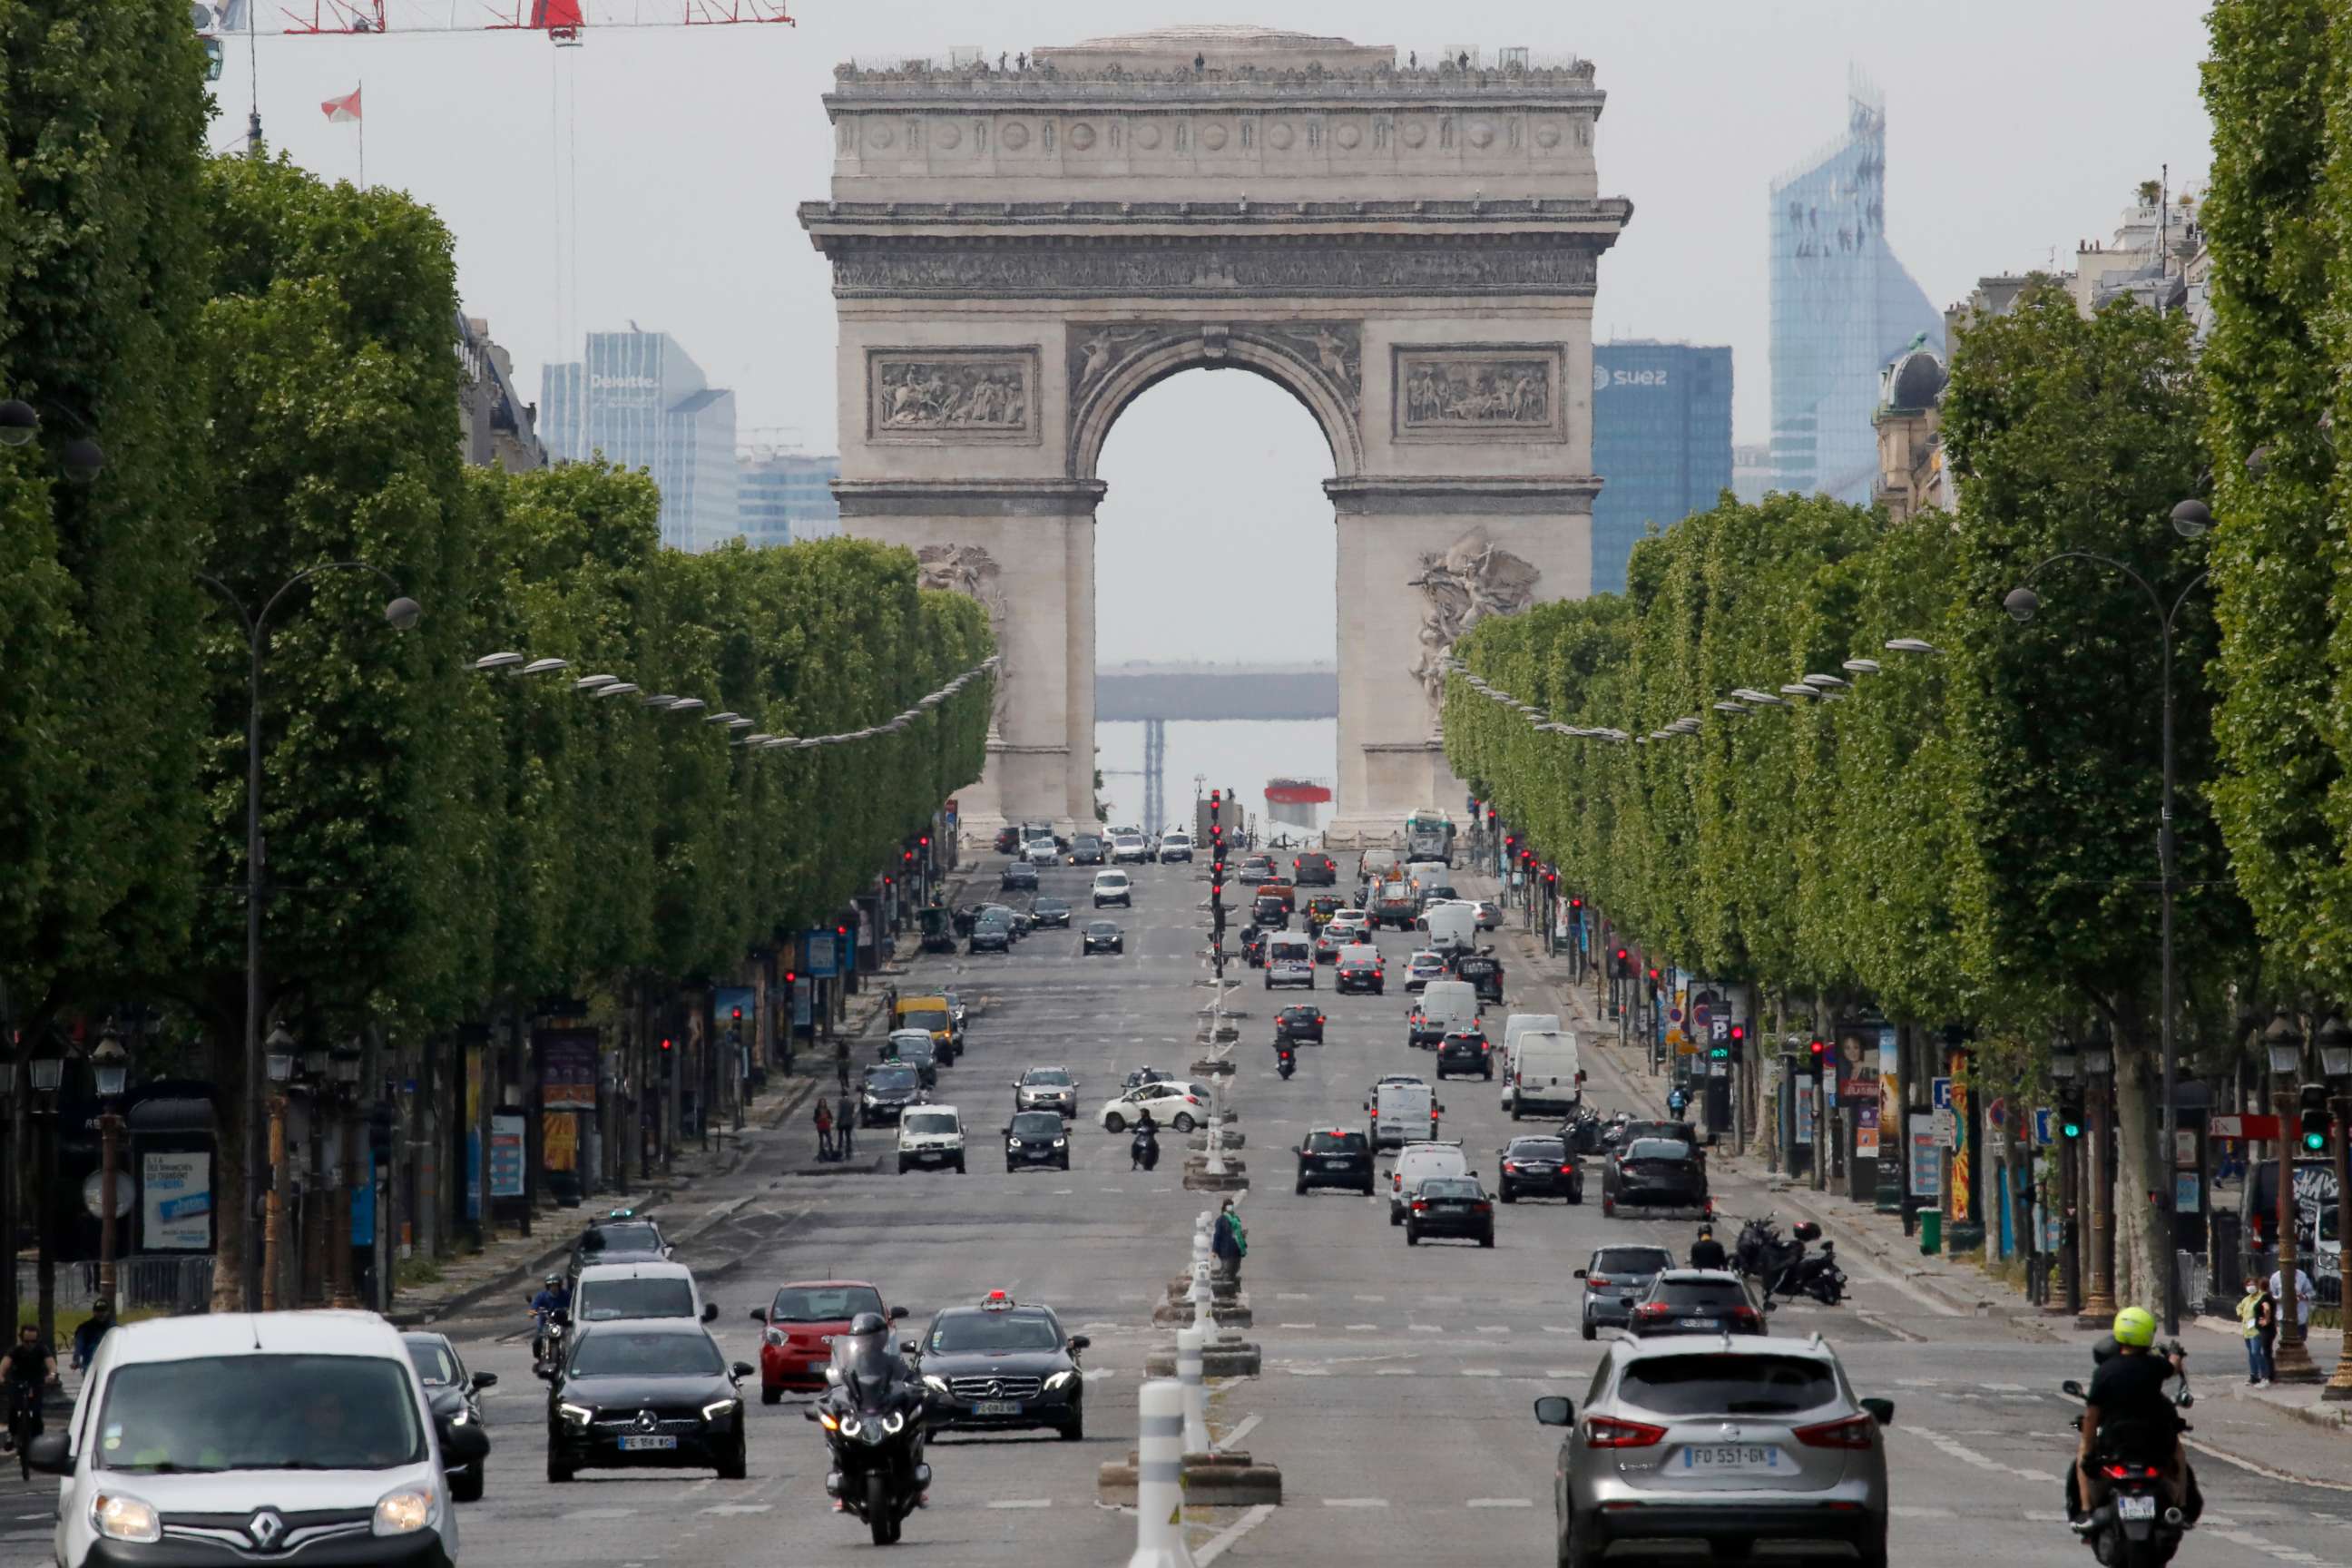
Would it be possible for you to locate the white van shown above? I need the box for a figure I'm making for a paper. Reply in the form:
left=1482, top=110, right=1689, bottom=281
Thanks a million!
left=1265, top=931, right=1316, bottom=989
left=1510, top=1028, right=1585, bottom=1120
left=1501, top=1014, right=1563, bottom=1108
left=1419, top=902, right=1478, bottom=954
left=1359, top=848, right=1401, bottom=883
left=573, top=1259, right=717, bottom=1327
left=897, top=1104, right=967, bottom=1173
left=1367, top=1078, right=1439, bottom=1149
left=1387, top=1141, right=1471, bottom=1223
left=1092, top=869, right=1132, bottom=907
left=1408, top=979, right=1481, bottom=1047
left=34, top=1310, right=485, bottom=1568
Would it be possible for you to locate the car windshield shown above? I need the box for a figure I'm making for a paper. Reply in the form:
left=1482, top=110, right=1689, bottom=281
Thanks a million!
left=1306, top=1132, right=1367, bottom=1153
left=1651, top=1279, right=1751, bottom=1309
left=569, top=1330, right=726, bottom=1378
left=1011, top=1112, right=1063, bottom=1136
left=1592, top=1248, right=1674, bottom=1277
left=579, top=1277, right=694, bottom=1321
left=1508, top=1140, right=1569, bottom=1161
left=929, top=1312, right=1062, bottom=1354
left=1619, top=1355, right=1838, bottom=1417
left=867, top=1067, right=917, bottom=1091
left=97, top=1354, right=426, bottom=1474
left=1089, top=922, right=1121, bottom=934
left=901, top=1009, right=950, bottom=1033
left=1419, top=1178, right=1483, bottom=1200
left=903, top=1112, right=960, bottom=1137
left=1625, top=1139, right=1693, bottom=1161
left=581, top=1222, right=662, bottom=1255
left=1024, top=1069, right=1072, bottom=1086
left=769, top=1285, right=884, bottom=1323
left=403, top=1340, right=460, bottom=1387
left=1035, top=898, right=1067, bottom=912
left=886, top=1038, right=936, bottom=1063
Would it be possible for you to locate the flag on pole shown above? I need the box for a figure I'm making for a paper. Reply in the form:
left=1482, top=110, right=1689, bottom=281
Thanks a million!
left=320, top=86, right=362, bottom=123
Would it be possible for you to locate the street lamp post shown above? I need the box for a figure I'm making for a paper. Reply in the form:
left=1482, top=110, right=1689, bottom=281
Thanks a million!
left=329, top=1038, right=363, bottom=1309
left=2005, top=504, right=2210, bottom=1338
left=261, top=1027, right=295, bottom=1311
left=2265, top=1012, right=2321, bottom=1382
left=2049, top=1037, right=2082, bottom=1315
left=194, top=564, right=418, bottom=1311
left=2317, top=1014, right=2352, bottom=1402
left=91, top=1027, right=130, bottom=1309
left=2078, top=1027, right=2118, bottom=1327
left=29, top=1048, right=63, bottom=1346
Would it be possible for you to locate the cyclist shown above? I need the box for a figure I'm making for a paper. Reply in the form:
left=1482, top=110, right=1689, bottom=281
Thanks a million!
left=4, top=1324, right=57, bottom=1455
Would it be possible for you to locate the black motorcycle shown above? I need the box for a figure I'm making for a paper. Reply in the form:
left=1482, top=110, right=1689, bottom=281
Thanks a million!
left=1277, top=1044, right=1297, bottom=1081
left=809, top=1318, right=930, bottom=1546
left=2063, top=1348, right=2196, bottom=1568
left=1733, top=1215, right=1846, bottom=1305
left=1132, top=1122, right=1161, bottom=1171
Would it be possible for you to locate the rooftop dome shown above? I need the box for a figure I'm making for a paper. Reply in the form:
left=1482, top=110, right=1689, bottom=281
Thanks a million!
left=1884, top=346, right=1948, bottom=412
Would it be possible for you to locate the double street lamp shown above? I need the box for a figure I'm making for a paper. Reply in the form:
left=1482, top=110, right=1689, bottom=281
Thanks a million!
left=90, top=1027, right=129, bottom=1309
left=195, top=564, right=419, bottom=1312
left=2002, top=498, right=2210, bottom=1338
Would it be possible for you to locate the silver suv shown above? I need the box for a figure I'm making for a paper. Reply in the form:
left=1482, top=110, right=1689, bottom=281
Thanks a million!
left=1532, top=1333, right=1893, bottom=1568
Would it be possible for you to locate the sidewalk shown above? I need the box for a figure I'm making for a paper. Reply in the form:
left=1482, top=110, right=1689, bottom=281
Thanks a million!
left=1456, top=867, right=2352, bottom=1444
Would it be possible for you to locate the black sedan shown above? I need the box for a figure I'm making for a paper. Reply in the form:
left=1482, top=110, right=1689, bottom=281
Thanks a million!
left=1068, top=835, right=1107, bottom=866
left=916, top=1296, right=1088, bottom=1439
left=1495, top=1134, right=1582, bottom=1203
left=1003, top=1109, right=1071, bottom=1171
left=1293, top=1128, right=1376, bottom=1195
left=878, top=1032, right=939, bottom=1088
left=1574, top=1244, right=1675, bottom=1339
left=1336, top=951, right=1384, bottom=995
left=570, top=1214, right=669, bottom=1281
left=1031, top=897, right=1073, bottom=929
left=970, top=915, right=1013, bottom=954
left=1002, top=861, right=1040, bottom=891
left=859, top=1064, right=926, bottom=1126
left=1435, top=1030, right=1494, bottom=1080
left=1082, top=919, right=1125, bottom=955
left=544, top=1321, right=753, bottom=1482
left=1627, top=1269, right=1766, bottom=1337
left=1273, top=1004, right=1325, bottom=1045
left=1404, top=1176, right=1495, bottom=1248
left=403, top=1331, right=495, bottom=1502
left=1601, top=1137, right=1711, bottom=1219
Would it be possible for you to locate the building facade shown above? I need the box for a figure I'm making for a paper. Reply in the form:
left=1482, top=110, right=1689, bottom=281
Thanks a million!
left=541, top=328, right=741, bottom=551
left=736, top=449, right=842, bottom=545
left=1589, top=341, right=1732, bottom=593
left=456, top=314, right=544, bottom=473
left=1768, top=76, right=1945, bottom=504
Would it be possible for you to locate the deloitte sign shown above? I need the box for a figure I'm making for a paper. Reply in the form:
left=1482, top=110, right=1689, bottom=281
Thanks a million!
left=1592, top=362, right=1670, bottom=392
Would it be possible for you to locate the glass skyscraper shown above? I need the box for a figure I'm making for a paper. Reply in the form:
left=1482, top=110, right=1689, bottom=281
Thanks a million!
left=1590, top=342, right=1734, bottom=594
left=1769, top=76, right=1945, bottom=504
left=735, top=451, right=842, bottom=546
left=541, top=329, right=740, bottom=552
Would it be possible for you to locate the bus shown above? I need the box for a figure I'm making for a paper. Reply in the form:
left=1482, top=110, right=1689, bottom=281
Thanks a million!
left=1405, top=808, right=1456, bottom=867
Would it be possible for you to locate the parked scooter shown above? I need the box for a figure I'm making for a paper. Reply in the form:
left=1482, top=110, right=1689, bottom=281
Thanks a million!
left=1733, top=1214, right=1846, bottom=1305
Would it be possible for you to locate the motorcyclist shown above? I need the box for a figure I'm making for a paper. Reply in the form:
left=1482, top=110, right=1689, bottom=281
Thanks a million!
left=1275, top=1038, right=1297, bottom=1078
left=1131, top=1111, right=1161, bottom=1171
left=529, top=1273, right=571, bottom=1362
left=2073, top=1307, right=2190, bottom=1524
left=1690, top=1226, right=1729, bottom=1270
left=822, top=1310, right=924, bottom=1512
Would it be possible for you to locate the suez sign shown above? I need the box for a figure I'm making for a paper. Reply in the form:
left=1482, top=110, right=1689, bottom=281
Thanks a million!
left=1592, top=363, right=1670, bottom=392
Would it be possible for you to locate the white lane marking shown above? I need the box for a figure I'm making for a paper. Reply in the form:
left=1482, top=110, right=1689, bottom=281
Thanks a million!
left=1477, top=1324, right=1510, bottom=1334
left=1345, top=1322, right=1378, bottom=1331
left=1407, top=1323, right=1443, bottom=1334
left=1896, top=1377, right=1941, bottom=1387
left=1195, top=1502, right=1276, bottom=1565
left=1354, top=1294, right=1387, bottom=1302
left=1901, top=1423, right=2047, bottom=1484
left=1982, top=1381, right=2027, bottom=1392
left=1376, top=1367, right=1415, bottom=1377
left=1083, top=1368, right=1116, bottom=1383
left=1462, top=1368, right=1503, bottom=1377
left=1054, top=1189, right=1074, bottom=1195
left=572, top=1507, right=637, bottom=1519
left=1277, top=1292, right=1313, bottom=1301
left=1891, top=1505, right=1956, bottom=1520
left=1466, top=1498, right=1532, bottom=1509
left=1322, top=1497, right=1389, bottom=1508
left=1542, top=1325, right=1577, bottom=1335
left=1277, top=1322, right=1318, bottom=1329
left=700, top=1504, right=772, bottom=1515
left=1221, top=1413, right=1262, bottom=1448
left=1287, top=1367, right=1330, bottom=1377
left=987, top=1500, right=1053, bottom=1510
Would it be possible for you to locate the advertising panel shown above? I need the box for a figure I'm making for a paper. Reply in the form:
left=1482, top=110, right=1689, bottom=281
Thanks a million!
left=140, top=1151, right=212, bottom=1250
left=489, top=1113, right=525, bottom=1199
left=539, top=1028, right=600, bottom=1111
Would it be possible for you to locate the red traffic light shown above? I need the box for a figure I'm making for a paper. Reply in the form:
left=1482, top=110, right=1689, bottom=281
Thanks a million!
left=730, top=1007, right=742, bottom=1021
left=660, top=1036, right=674, bottom=1054
left=1808, top=1038, right=1828, bottom=1057
left=918, top=835, right=930, bottom=848
left=902, top=848, right=914, bottom=863
left=783, top=971, right=796, bottom=985
left=836, top=925, right=849, bottom=937
left=1646, top=966, right=1660, bottom=982
left=1570, top=896, right=1583, bottom=909
left=1730, top=1024, right=1744, bottom=1041
left=1614, top=947, right=1628, bottom=963
left=883, top=875, right=895, bottom=887
left=1486, top=807, right=1497, bottom=821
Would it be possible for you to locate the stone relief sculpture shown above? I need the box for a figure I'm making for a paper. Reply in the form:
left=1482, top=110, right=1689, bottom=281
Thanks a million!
left=867, top=350, right=1038, bottom=441
left=1403, top=358, right=1552, bottom=425
left=1406, top=528, right=1540, bottom=720
left=916, top=543, right=1010, bottom=736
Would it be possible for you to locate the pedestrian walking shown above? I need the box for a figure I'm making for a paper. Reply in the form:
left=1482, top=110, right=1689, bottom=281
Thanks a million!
left=834, top=1039, right=850, bottom=1093
left=2239, top=1277, right=2276, bottom=1386
left=814, top=1095, right=836, bottom=1161
left=835, top=1090, right=857, bottom=1159
left=1212, top=1198, right=1247, bottom=1287
left=2269, top=1263, right=2317, bottom=1333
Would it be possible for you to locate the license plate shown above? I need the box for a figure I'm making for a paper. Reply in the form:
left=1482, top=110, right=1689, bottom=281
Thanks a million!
left=2117, top=1494, right=2157, bottom=1520
left=973, top=1400, right=1021, bottom=1416
left=1324, top=1158, right=1352, bottom=1168
left=1681, top=1444, right=1779, bottom=1471
left=1680, top=1318, right=1721, bottom=1330
left=618, top=1435, right=679, bottom=1452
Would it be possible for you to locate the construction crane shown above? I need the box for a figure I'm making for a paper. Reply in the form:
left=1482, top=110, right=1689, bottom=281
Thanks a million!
left=194, top=0, right=793, bottom=45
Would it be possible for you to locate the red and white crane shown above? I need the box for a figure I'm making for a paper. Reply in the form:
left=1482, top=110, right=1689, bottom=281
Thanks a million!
left=195, top=0, right=792, bottom=44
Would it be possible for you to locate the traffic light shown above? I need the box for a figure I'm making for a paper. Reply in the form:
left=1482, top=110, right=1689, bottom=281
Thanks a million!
left=1569, top=896, right=1583, bottom=911
left=2059, top=1091, right=2083, bottom=1142
left=2300, top=1083, right=2333, bottom=1152
left=918, top=834, right=930, bottom=849
left=1808, top=1038, right=1828, bottom=1071
left=1504, top=833, right=1517, bottom=855
left=1707, top=1042, right=1730, bottom=1062
left=882, top=875, right=895, bottom=890
left=660, top=1035, right=674, bottom=1056
left=730, top=1005, right=743, bottom=1022
left=1646, top=965, right=1661, bottom=985
left=1729, top=1024, right=1745, bottom=1061
left=1611, top=947, right=1630, bottom=980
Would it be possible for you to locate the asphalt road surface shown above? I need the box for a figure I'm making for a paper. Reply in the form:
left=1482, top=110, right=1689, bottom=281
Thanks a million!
left=8, top=850, right=2348, bottom=1566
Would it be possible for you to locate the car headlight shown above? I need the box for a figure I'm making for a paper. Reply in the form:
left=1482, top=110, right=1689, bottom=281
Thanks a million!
left=559, top=1401, right=595, bottom=1426
left=765, top=1327, right=785, bottom=1347
left=922, top=1374, right=949, bottom=1395
left=92, top=1493, right=161, bottom=1545
left=1009, top=1138, right=1023, bottom=1150
left=701, top=1398, right=738, bottom=1423
left=1044, top=1370, right=1075, bottom=1391
left=372, top=1485, right=437, bottom=1537
left=1052, top=1138, right=1066, bottom=1148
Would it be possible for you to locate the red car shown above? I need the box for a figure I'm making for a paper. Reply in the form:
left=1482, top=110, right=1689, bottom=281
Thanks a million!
left=751, top=1279, right=906, bottom=1401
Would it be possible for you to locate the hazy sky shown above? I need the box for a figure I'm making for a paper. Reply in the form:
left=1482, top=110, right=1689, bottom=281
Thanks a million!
left=213, top=1, right=2216, bottom=664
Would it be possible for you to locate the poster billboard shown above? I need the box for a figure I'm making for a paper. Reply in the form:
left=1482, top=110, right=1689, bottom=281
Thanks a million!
left=140, top=1151, right=212, bottom=1250
left=489, top=1113, right=525, bottom=1199
left=539, top=1028, right=600, bottom=1111
left=1909, top=1114, right=1944, bottom=1198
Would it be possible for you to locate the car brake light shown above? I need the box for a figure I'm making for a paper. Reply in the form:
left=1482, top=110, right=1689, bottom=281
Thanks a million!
left=1632, top=1302, right=1667, bottom=1318
left=1559, top=1163, right=1574, bottom=1174
left=1731, top=1307, right=1761, bottom=1328
left=1585, top=1416, right=1668, bottom=1449
left=1472, top=1202, right=1491, bottom=1214
left=1411, top=1200, right=1426, bottom=1212
left=1584, top=1275, right=1611, bottom=1288
left=1795, top=1414, right=1877, bottom=1450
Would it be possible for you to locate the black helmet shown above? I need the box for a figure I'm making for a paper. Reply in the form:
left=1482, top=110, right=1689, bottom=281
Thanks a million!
left=846, top=1311, right=887, bottom=1338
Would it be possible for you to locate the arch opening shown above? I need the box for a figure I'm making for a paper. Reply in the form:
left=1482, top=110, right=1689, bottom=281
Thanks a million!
left=1093, top=368, right=1339, bottom=837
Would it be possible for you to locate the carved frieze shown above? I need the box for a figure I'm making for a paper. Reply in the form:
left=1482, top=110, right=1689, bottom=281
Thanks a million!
left=866, top=347, right=1042, bottom=444
left=829, top=237, right=1600, bottom=299
left=1392, top=344, right=1567, bottom=443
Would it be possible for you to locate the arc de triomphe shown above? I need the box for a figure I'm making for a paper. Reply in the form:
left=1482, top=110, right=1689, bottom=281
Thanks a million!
left=799, top=24, right=1629, bottom=843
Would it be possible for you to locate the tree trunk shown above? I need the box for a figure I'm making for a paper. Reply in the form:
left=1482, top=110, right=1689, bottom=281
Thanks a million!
left=2112, top=1040, right=2167, bottom=1313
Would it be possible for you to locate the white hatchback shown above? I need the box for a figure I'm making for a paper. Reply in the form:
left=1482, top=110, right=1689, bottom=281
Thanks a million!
left=1093, top=869, right=1132, bottom=907
left=897, top=1105, right=966, bottom=1174
left=1098, top=1081, right=1208, bottom=1132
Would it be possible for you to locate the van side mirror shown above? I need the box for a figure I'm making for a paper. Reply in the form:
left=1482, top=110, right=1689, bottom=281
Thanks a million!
left=471, top=1371, right=498, bottom=1390
left=702, top=1302, right=719, bottom=1323
left=440, top=1420, right=491, bottom=1465
left=1533, top=1396, right=1574, bottom=1427
left=24, top=1432, right=71, bottom=1475
left=1859, top=1397, right=1895, bottom=1426
left=888, top=1305, right=908, bottom=1322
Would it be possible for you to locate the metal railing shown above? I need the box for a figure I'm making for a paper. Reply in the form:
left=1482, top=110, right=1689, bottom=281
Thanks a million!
left=15, top=1256, right=215, bottom=1316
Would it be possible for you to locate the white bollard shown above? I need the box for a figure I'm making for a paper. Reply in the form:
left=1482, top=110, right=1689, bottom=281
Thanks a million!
left=1176, top=1318, right=1212, bottom=1455
left=1128, top=1379, right=1199, bottom=1568
left=1204, top=1112, right=1228, bottom=1175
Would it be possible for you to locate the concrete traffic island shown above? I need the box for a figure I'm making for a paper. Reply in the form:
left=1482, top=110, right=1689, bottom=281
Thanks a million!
left=1143, top=1333, right=1263, bottom=1377
left=1096, top=1447, right=1284, bottom=1508
left=1100, top=1337, right=1280, bottom=1512
left=1188, top=1126, right=1246, bottom=1151
left=1182, top=1156, right=1248, bottom=1190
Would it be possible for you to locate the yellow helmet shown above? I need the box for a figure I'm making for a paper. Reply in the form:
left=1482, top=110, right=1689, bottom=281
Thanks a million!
left=2112, top=1306, right=2158, bottom=1348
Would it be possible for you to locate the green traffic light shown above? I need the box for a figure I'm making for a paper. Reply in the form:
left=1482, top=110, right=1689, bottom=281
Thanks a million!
left=2306, top=1132, right=2328, bottom=1152
left=2063, top=1121, right=2082, bottom=1139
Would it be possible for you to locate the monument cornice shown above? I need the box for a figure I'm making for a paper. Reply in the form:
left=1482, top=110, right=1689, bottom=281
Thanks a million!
left=800, top=196, right=1632, bottom=233
left=1324, top=475, right=1602, bottom=516
left=834, top=477, right=1109, bottom=517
